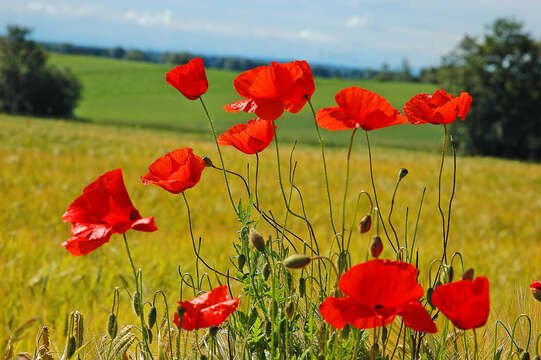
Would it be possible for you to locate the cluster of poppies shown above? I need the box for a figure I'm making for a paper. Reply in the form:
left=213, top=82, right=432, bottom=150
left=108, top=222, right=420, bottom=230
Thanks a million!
left=61, top=57, right=538, bottom=334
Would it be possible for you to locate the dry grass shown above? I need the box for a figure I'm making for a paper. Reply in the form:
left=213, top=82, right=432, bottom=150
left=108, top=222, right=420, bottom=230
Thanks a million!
left=0, top=114, right=539, bottom=353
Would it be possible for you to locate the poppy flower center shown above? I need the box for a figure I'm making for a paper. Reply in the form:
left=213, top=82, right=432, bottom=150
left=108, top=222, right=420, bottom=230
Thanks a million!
left=375, top=304, right=383, bottom=309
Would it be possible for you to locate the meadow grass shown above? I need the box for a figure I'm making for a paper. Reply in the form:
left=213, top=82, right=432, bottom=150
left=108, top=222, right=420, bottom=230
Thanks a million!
left=48, top=53, right=441, bottom=150
left=0, top=114, right=539, bottom=355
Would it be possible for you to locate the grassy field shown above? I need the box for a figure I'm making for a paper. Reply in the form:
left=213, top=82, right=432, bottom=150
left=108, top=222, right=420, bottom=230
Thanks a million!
left=1, top=113, right=539, bottom=353
left=49, top=53, right=441, bottom=150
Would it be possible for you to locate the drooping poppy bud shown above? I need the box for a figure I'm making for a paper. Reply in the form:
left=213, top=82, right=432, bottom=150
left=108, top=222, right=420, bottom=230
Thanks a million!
left=398, top=168, right=408, bottom=180
left=263, top=262, right=271, bottom=281
left=283, top=254, right=312, bottom=269
left=370, top=235, right=383, bottom=258
left=202, top=156, right=214, bottom=168
left=133, top=292, right=142, bottom=317
left=107, top=313, right=118, bottom=338
left=358, top=215, right=371, bottom=233
left=237, top=254, right=246, bottom=272
left=250, top=229, right=265, bottom=252
left=530, top=281, right=541, bottom=302
left=462, top=268, right=474, bottom=281
left=148, top=306, right=157, bottom=329
left=299, top=277, right=306, bottom=297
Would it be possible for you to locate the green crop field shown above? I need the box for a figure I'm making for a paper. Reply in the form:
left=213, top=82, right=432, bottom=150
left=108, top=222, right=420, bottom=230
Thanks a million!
left=49, top=53, right=440, bottom=150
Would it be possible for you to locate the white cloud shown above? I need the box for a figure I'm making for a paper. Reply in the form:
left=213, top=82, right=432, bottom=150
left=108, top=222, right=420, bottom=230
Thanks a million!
left=298, top=29, right=334, bottom=44
left=18, top=1, right=96, bottom=17
left=346, top=15, right=368, bottom=28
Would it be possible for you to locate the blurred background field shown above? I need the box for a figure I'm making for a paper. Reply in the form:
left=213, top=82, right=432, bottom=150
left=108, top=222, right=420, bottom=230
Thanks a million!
left=1, top=108, right=540, bottom=350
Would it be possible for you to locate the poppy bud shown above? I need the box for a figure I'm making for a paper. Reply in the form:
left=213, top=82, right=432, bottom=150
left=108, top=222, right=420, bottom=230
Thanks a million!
left=358, top=215, right=371, bottom=234
left=285, top=270, right=293, bottom=290
left=202, top=156, right=214, bottom=167
left=250, top=229, right=265, bottom=252
left=67, top=336, right=76, bottom=359
left=448, top=266, right=454, bottom=283
left=107, top=313, right=118, bottom=339
left=133, top=292, right=142, bottom=317
left=462, top=268, right=474, bottom=281
left=530, top=281, right=541, bottom=302
left=299, top=277, right=306, bottom=297
left=283, top=254, right=311, bottom=270
left=338, top=251, right=348, bottom=274
left=398, top=168, right=408, bottom=180
left=263, top=262, right=271, bottom=281
left=285, top=301, right=295, bottom=320
left=148, top=306, right=157, bottom=329
left=370, top=236, right=383, bottom=258
left=209, top=326, right=219, bottom=338
left=237, top=254, right=246, bottom=272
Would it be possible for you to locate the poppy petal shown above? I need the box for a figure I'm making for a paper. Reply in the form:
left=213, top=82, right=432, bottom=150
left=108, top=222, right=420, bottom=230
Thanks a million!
left=319, top=297, right=381, bottom=329
left=166, top=58, right=208, bottom=100
left=398, top=301, right=437, bottom=333
left=253, top=98, right=284, bottom=121
left=316, top=107, right=357, bottom=130
left=224, top=98, right=259, bottom=114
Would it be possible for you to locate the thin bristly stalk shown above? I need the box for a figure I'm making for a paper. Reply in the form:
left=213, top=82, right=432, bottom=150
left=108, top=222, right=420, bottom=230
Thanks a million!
left=437, top=124, right=448, bottom=262
left=388, top=177, right=403, bottom=250
left=199, top=96, right=237, bottom=214
left=341, top=128, right=357, bottom=248
left=365, top=130, right=397, bottom=253
left=255, top=152, right=260, bottom=207
left=122, top=234, right=153, bottom=359
left=306, top=98, right=338, bottom=239
left=444, top=133, right=457, bottom=256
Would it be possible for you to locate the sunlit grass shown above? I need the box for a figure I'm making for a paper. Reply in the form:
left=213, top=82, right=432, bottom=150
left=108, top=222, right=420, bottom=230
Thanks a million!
left=0, top=114, right=539, bottom=353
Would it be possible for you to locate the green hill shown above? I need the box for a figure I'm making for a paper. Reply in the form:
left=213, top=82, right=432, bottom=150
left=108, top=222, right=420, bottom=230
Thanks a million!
left=49, top=53, right=440, bottom=150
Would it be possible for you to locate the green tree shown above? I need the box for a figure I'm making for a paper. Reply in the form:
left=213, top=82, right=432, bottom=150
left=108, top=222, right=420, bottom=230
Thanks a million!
left=439, top=18, right=541, bottom=160
left=0, top=25, right=81, bottom=117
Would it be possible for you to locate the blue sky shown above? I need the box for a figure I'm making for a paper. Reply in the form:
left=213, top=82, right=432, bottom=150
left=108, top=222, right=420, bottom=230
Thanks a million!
left=1, top=0, right=540, bottom=69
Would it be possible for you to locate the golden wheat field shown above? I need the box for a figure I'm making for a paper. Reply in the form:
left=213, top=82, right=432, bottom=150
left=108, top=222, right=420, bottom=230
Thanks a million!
left=0, top=114, right=540, bottom=352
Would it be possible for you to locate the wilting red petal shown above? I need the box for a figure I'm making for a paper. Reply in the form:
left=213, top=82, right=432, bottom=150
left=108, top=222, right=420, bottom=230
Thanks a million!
left=404, top=90, right=472, bottom=125
left=431, top=277, right=490, bottom=330
left=141, top=148, right=205, bottom=194
left=224, top=99, right=258, bottom=114
left=319, top=297, right=394, bottom=330
left=398, top=301, right=437, bottom=333
left=62, top=169, right=156, bottom=256
left=174, top=285, right=239, bottom=331
left=166, top=58, right=208, bottom=100
left=339, top=259, right=424, bottom=309
left=316, top=87, right=405, bottom=131
left=218, top=119, right=276, bottom=154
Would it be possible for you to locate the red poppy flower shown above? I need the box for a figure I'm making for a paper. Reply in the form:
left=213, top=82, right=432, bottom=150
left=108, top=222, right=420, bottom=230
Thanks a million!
left=319, top=259, right=437, bottom=333
left=316, top=87, right=407, bottom=131
left=403, top=89, right=472, bottom=125
left=166, top=58, right=208, bottom=100
left=224, top=60, right=315, bottom=121
left=141, top=148, right=205, bottom=194
left=174, top=285, right=239, bottom=331
left=530, top=280, right=541, bottom=302
left=431, top=277, right=490, bottom=330
left=218, top=118, right=276, bottom=154
left=62, top=169, right=157, bottom=256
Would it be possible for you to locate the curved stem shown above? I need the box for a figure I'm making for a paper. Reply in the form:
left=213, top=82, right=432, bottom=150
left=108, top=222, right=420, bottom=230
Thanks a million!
left=388, top=178, right=403, bottom=251
left=341, top=128, right=358, bottom=248
left=306, top=98, right=338, bottom=240
left=365, top=131, right=396, bottom=253
left=199, top=96, right=237, bottom=215
left=437, top=124, right=448, bottom=263
left=152, top=290, right=174, bottom=360
left=255, top=152, right=260, bottom=207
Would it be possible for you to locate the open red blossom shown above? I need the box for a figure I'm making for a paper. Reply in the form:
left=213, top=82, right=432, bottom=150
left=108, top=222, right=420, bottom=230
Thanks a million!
left=62, top=169, right=157, bottom=256
left=218, top=118, right=276, bottom=154
left=316, top=87, right=407, bottom=131
left=431, top=277, right=490, bottom=330
left=530, top=280, right=541, bottom=302
left=166, top=58, right=208, bottom=100
left=225, top=60, right=315, bottom=121
left=141, top=148, right=205, bottom=194
left=174, top=285, right=239, bottom=331
left=319, top=259, right=437, bottom=333
left=403, top=89, right=472, bottom=125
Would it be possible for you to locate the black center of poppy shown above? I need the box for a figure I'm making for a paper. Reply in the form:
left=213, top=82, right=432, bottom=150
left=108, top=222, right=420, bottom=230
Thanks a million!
left=375, top=304, right=383, bottom=309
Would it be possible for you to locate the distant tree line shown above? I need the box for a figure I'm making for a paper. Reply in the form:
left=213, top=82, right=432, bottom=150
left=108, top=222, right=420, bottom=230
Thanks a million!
left=40, top=42, right=421, bottom=82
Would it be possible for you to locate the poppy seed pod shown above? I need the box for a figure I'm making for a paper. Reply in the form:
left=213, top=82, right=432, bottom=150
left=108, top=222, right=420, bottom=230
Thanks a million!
left=299, top=277, right=306, bottom=297
left=133, top=292, right=142, bottom=317
left=250, top=229, right=265, bottom=252
left=263, top=262, right=271, bottom=281
left=283, top=254, right=312, bottom=269
left=358, top=214, right=372, bottom=234
left=530, top=281, right=541, bottom=302
left=370, top=236, right=383, bottom=258
left=462, top=268, right=474, bottom=281
left=398, top=168, right=408, bottom=180
left=67, top=336, right=76, bottom=359
left=237, top=254, right=246, bottom=272
left=148, top=306, right=157, bottom=329
left=107, top=313, right=117, bottom=339
left=202, top=156, right=214, bottom=168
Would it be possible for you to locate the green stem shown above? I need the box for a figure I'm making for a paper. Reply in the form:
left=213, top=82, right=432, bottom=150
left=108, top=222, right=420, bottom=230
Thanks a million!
left=341, top=128, right=357, bottom=248
left=473, top=329, right=478, bottom=360
left=199, top=96, right=237, bottom=215
left=306, top=98, right=338, bottom=240
left=437, top=124, right=448, bottom=262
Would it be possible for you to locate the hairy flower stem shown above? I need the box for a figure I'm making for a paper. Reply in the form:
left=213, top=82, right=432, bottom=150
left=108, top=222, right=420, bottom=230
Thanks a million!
left=341, top=128, right=357, bottom=249
left=364, top=131, right=397, bottom=253
left=199, top=96, right=237, bottom=215
left=306, top=98, right=339, bottom=244
left=437, top=124, right=448, bottom=263
left=122, top=234, right=153, bottom=359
